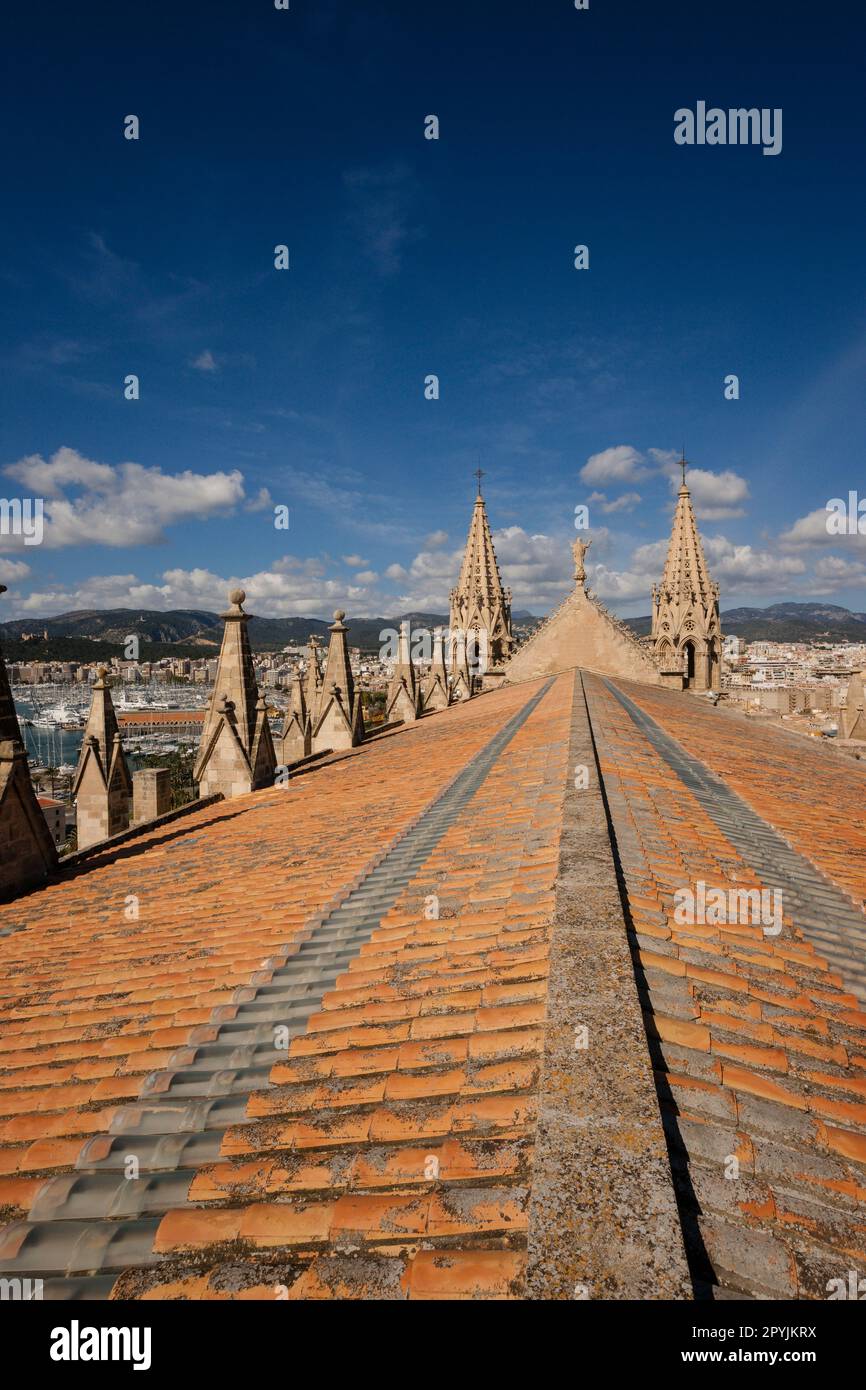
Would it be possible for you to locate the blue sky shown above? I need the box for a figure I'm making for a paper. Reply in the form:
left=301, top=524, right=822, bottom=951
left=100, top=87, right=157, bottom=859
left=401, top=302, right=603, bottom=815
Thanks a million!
left=1, top=0, right=865, bottom=620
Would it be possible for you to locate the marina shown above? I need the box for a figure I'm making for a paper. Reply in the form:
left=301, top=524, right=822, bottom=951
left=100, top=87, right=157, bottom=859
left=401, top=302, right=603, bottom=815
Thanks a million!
left=13, top=681, right=288, bottom=773
left=14, top=682, right=212, bottom=770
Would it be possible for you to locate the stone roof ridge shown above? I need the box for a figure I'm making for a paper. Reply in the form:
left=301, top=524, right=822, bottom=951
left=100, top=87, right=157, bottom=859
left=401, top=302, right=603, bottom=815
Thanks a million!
left=586, top=592, right=651, bottom=655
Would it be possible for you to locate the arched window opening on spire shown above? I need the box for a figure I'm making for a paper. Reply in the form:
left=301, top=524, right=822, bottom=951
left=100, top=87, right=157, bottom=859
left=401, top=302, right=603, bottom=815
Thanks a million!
left=682, top=640, right=696, bottom=688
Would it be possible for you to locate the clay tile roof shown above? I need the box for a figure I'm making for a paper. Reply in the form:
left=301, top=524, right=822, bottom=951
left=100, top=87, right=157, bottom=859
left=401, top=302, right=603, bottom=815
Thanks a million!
left=1, top=670, right=865, bottom=1302
left=585, top=674, right=866, bottom=1300
left=0, top=677, right=566, bottom=1300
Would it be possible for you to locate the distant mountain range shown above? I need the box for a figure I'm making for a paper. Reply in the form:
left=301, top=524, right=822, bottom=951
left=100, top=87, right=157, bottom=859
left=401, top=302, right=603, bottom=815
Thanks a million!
left=3, top=601, right=865, bottom=658
left=0, top=607, right=539, bottom=656
left=625, top=602, right=866, bottom=643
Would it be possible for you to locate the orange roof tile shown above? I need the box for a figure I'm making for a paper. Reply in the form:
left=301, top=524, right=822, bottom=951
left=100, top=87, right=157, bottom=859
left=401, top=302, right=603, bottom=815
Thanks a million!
left=2, top=668, right=866, bottom=1302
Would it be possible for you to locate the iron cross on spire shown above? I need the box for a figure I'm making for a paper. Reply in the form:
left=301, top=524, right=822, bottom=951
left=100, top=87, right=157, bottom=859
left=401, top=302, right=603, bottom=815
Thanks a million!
left=474, top=467, right=485, bottom=496
left=680, top=446, right=687, bottom=487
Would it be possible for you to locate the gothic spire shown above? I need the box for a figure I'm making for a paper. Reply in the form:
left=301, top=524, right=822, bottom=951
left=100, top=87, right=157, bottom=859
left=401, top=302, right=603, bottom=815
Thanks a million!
left=657, top=467, right=717, bottom=608
left=449, top=477, right=513, bottom=670
left=651, top=464, right=722, bottom=691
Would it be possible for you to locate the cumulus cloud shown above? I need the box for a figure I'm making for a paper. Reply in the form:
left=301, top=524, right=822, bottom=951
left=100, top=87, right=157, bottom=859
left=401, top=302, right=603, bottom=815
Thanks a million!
left=8, top=560, right=387, bottom=620
left=673, top=467, right=750, bottom=519
left=779, top=503, right=866, bottom=550
left=342, top=554, right=368, bottom=567
left=590, top=565, right=658, bottom=602
left=424, top=529, right=449, bottom=548
left=0, top=558, right=30, bottom=582
left=580, top=445, right=650, bottom=486
left=701, top=535, right=805, bottom=589
left=1, top=447, right=246, bottom=550
left=191, top=350, right=219, bottom=372
left=585, top=530, right=826, bottom=610
left=581, top=447, right=750, bottom=521
left=244, top=487, right=273, bottom=513
left=813, top=554, right=866, bottom=584
left=587, top=490, right=642, bottom=515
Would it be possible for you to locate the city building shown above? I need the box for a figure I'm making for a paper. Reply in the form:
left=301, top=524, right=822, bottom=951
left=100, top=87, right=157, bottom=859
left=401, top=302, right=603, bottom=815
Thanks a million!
left=37, top=795, right=66, bottom=847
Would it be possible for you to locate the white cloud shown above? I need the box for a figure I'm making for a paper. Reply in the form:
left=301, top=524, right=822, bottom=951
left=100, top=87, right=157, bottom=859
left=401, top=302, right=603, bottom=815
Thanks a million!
left=5, top=447, right=115, bottom=498
left=674, top=467, right=750, bottom=519
left=244, top=487, right=273, bottom=513
left=582, top=448, right=750, bottom=521
left=588, top=490, right=642, bottom=515
left=813, top=554, right=866, bottom=585
left=588, top=532, right=815, bottom=610
left=408, top=547, right=463, bottom=580
left=580, top=445, right=650, bottom=485
left=342, top=554, right=368, bottom=567
left=1, top=447, right=246, bottom=550
left=8, top=561, right=386, bottom=620
left=424, top=529, right=449, bottom=548
left=779, top=504, right=866, bottom=550
left=355, top=570, right=378, bottom=584
left=385, top=562, right=409, bottom=581
left=0, top=558, right=31, bottom=582
left=590, top=565, right=657, bottom=602
left=191, top=350, right=219, bottom=372
left=701, top=535, right=805, bottom=589
left=648, top=447, right=681, bottom=473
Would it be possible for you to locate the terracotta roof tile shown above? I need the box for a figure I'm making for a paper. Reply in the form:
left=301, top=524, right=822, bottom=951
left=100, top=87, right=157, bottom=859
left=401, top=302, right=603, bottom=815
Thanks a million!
left=4, top=665, right=864, bottom=1300
left=585, top=674, right=866, bottom=1297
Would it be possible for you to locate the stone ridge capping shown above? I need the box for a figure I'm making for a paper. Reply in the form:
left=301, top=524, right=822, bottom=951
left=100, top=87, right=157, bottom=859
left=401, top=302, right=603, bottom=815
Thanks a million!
left=524, top=671, right=691, bottom=1299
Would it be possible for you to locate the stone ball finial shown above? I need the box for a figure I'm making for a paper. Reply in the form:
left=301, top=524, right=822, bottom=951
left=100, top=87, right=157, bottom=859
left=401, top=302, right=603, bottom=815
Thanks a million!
left=229, top=588, right=246, bottom=607
left=0, top=584, right=7, bottom=597
left=333, top=609, right=346, bottom=622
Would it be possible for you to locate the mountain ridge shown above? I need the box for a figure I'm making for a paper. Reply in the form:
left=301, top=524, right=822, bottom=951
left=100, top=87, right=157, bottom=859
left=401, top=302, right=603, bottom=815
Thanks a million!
left=3, top=601, right=865, bottom=653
